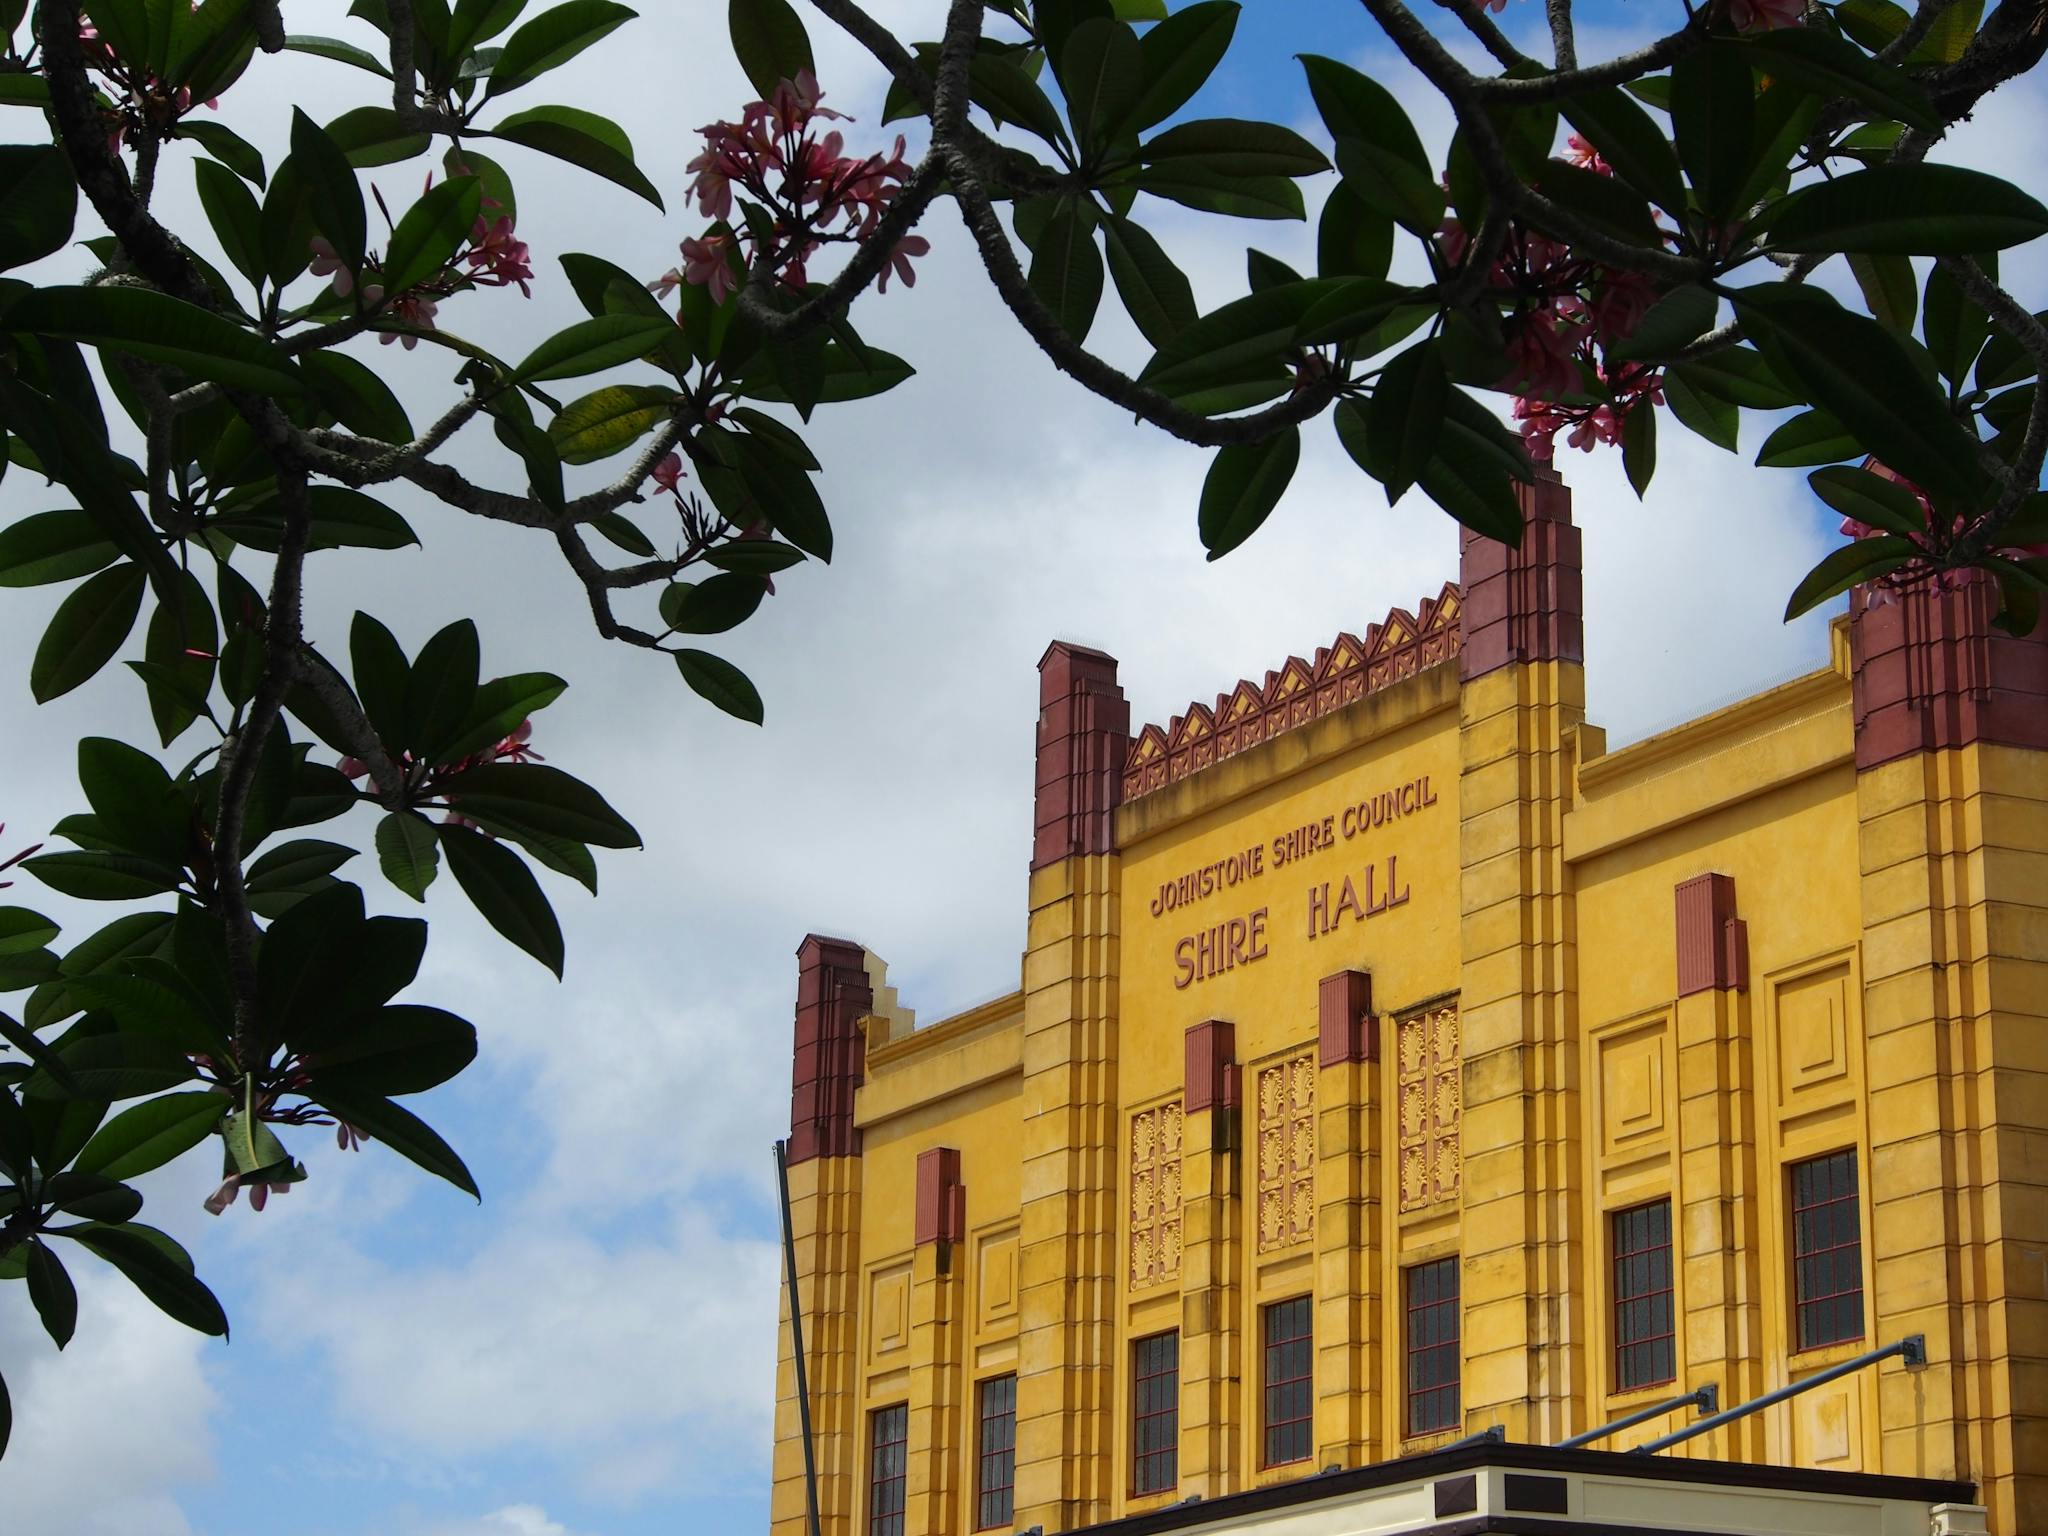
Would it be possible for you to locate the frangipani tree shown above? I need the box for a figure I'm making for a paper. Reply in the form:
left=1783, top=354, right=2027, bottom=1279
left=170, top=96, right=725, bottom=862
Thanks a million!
left=0, top=0, right=2041, bottom=1454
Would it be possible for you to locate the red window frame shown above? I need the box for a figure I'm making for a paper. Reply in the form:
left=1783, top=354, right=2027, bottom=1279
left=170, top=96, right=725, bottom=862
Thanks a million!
left=1132, top=1331, right=1179, bottom=1496
left=1612, top=1199, right=1677, bottom=1391
left=1405, top=1257, right=1461, bottom=1436
left=867, top=1403, right=907, bottom=1536
left=1791, top=1149, right=1865, bottom=1352
left=975, top=1374, right=1017, bottom=1530
left=1262, top=1295, right=1314, bottom=1467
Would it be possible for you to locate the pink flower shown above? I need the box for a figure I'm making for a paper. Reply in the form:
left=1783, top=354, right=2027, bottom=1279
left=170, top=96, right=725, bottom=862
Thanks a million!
left=378, top=292, right=439, bottom=348
left=1728, top=0, right=1804, bottom=29
left=876, top=235, right=929, bottom=294
left=1502, top=308, right=1584, bottom=400
left=336, top=1121, right=367, bottom=1151
left=465, top=214, right=534, bottom=296
left=649, top=267, right=683, bottom=299
left=680, top=233, right=738, bottom=304
left=337, top=755, right=370, bottom=779
left=309, top=236, right=355, bottom=297
left=652, top=452, right=685, bottom=493
left=1565, top=134, right=1611, bottom=176
left=1589, top=270, right=1658, bottom=346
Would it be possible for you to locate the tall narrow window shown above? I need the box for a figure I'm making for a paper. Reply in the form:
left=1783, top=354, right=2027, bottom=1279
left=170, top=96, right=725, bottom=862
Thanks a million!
left=1791, top=1149, right=1865, bottom=1351
left=1132, top=1331, right=1179, bottom=1496
left=868, top=1403, right=907, bottom=1536
left=976, top=1374, right=1017, bottom=1530
left=1262, top=1295, right=1314, bottom=1467
left=1612, top=1199, right=1676, bottom=1391
left=1405, top=1257, right=1461, bottom=1436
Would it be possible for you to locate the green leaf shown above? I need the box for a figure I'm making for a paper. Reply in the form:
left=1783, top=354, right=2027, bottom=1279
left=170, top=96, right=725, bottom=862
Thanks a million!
left=0, top=76, right=52, bottom=107
left=485, top=0, right=632, bottom=96
left=61, top=1223, right=228, bottom=1336
left=8, top=287, right=301, bottom=394
left=23, top=1030, right=196, bottom=1100
left=312, top=1087, right=479, bottom=1196
left=178, top=119, right=267, bottom=185
left=351, top=614, right=412, bottom=756
left=1142, top=118, right=1329, bottom=179
left=449, top=0, right=530, bottom=55
left=1671, top=43, right=1753, bottom=222
left=436, top=671, right=567, bottom=760
left=31, top=563, right=146, bottom=703
left=1808, top=464, right=1927, bottom=535
left=303, top=350, right=416, bottom=444
left=432, top=762, right=639, bottom=848
left=1608, top=284, right=1719, bottom=363
left=1757, top=409, right=1860, bottom=467
left=513, top=313, right=672, bottom=384
left=291, top=108, right=368, bottom=272
left=1366, top=340, right=1448, bottom=502
left=1785, top=534, right=1918, bottom=619
left=382, top=173, right=484, bottom=297
left=727, top=0, right=811, bottom=97
left=1664, top=369, right=1739, bottom=451
left=406, top=619, right=481, bottom=757
left=1140, top=281, right=1338, bottom=404
left=487, top=104, right=663, bottom=208
left=1126, top=0, right=1237, bottom=133
left=674, top=649, right=765, bottom=724
left=1560, top=85, right=1685, bottom=215
left=75, top=1092, right=230, bottom=1180
left=0, top=145, right=78, bottom=270
left=0, top=909, right=59, bottom=958
left=1923, top=256, right=1989, bottom=391
left=547, top=383, right=674, bottom=463
left=736, top=342, right=914, bottom=405
left=1332, top=135, right=1444, bottom=236
left=324, top=105, right=433, bottom=168
left=726, top=433, right=832, bottom=560
left=661, top=573, right=766, bottom=636
left=247, top=839, right=358, bottom=893
left=77, top=737, right=185, bottom=864
left=1102, top=215, right=1196, bottom=349
left=1847, top=250, right=1918, bottom=335
left=967, top=51, right=1071, bottom=151
left=0, top=511, right=119, bottom=588
left=1199, top=427, right=1299, bottom=561
left=1623, top=394, right=1657, bottom=498
left=1302, top=53, right=1429, bottom=174
left=1316, top=182, right=1392, bottom=283
left=1061, top=17, right=1143, bottom=156
left=284, top=31, right=394, bottom=77
left=1765, top=166, right=2048, bottom=255
left=194, top=157, right=266, bottom=287
left=1740, top=28, right=1938, bottom=132
left=440, top=823, right=564, bottom=975
left=217, top=485, right=420, bottom=553
left=1732, top=285, right=1986, bottom=503
left=1028, top=198, right=1104, bottom=344
left=707, top=540, right=806, bottom=576
left=306, top=1003, right=477, bottom=1096
left=26, top=1241, right=77, bottom=1349
left=377, top=812, right=441, bottom=901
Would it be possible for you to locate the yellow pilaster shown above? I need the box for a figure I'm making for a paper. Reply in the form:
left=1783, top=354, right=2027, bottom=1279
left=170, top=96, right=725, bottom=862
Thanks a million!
left=1179, top=1094, right=1241, bottom=1496
left=1313, top=1050, right=1379, bottom=1464
left=906, top=1242, right=964, bottom=1536
left=1457, top=659, right=1588, bottom=1442
left=1014, top=852, right=1121, bottom=1531
left=773, top=1153, right=864, bottom=1536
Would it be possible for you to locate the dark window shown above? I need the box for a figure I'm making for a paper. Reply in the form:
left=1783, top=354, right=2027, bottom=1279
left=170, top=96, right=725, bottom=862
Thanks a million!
left=1612, top=1200, right=1677, bottom=1391
left=868, top=1404, right=907, bottom=1536
left=1792, top=1149, right=1865, bottom=1351
left=1262, top=1296, right=1314, bottom=1467
left=976, top=1375, right=1017, bottom=1530
left=1132, top=1331, right=1179, bottom=1496
left=1405, top=1258, right=1461, bottom=1436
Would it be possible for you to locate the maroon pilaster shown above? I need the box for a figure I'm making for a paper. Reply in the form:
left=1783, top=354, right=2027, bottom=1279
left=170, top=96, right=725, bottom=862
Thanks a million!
left=1318, top=969, right=1378, bottom=1067
left=1033, top=641, right=1131, bottom=870
left=1676, top=873, right=1748, bottom=996
left=1849, top=578, right=2048, bottom=771
left=787, top=934, right=875, bottom=1165
left=1185, top=1019, right=1239, bottom=1113
left=914, top=1147, right=966, bottom=1246
left=1458, top=468, right=1583, bottom=682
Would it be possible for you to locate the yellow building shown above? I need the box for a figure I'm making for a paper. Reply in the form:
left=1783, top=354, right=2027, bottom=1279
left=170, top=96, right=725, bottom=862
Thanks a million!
left=770, top=473, right=2048, bottom=1536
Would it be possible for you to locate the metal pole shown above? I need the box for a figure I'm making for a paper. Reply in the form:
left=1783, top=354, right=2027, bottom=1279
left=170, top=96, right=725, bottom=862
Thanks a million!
left=775, top=1139, right=824, bottom=1536
left=1630, top=1336, right=1926, bottom=1456
left=1556, top=1383, right=1718, bottom=1450
left=1440, top=1423, right=1506, bottom=1451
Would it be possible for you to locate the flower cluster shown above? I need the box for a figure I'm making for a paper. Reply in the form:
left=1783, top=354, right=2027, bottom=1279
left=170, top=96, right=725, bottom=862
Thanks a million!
left=1839, top=460, right=2048, bottom=602
left=308, top=174, right=534, bottom=348
left=0, top=824, right=40, bottom=891
left=338, top=718, right=542, bottom=828
left=1438, top=140, right=1670, bottom=461
left=662, top=69, right=926, bottom=304
left=77, top=11, right=221, bottom=155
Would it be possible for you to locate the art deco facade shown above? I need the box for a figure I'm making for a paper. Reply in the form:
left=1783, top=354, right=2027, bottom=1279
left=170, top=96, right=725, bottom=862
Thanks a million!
left=770, top=473, right=2048, bottom=1536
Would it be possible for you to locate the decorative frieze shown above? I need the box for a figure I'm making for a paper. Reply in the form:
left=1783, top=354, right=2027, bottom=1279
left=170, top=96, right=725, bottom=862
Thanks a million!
left=1397, top=1003, right=1462, bottom=1212
left=1256, top=1052, right=1317, bottom=1253
left=1129, top=1100, right=1184, bottom=1290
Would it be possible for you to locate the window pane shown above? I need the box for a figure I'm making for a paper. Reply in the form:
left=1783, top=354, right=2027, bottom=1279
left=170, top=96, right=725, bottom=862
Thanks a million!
left=869, top=1405, right=907, bottom=1536
left=1262, top=1296, right=1313, bottom=1467
left=1132, top=1332, right=1179, bottom=1496
left=1612, top=1200, right=1676, bottom=1392
left=975, top=1375, right=1016, bottom=1530
left=1791, top=1150, right=1865, bottom=1351
left=1405, top=1258, right=1461, bottom=1436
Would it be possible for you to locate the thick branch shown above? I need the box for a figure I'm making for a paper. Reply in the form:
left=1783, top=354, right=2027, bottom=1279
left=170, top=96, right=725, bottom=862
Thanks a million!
left=738, top=157, right=948, bottom=339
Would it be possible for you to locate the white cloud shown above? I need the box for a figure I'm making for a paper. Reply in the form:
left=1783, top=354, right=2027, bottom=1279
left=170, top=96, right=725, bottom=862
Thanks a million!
left=419, top=1504, right=590, bottom=1536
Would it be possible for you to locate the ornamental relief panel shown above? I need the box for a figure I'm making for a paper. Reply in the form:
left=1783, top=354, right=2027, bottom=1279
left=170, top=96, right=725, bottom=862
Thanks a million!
left=1398, top=1002, right=1461, bottom=1212
left=1129, top=1100, right=1184, bottom=1291
left=1257, top=1051, right=1316, bottom=1253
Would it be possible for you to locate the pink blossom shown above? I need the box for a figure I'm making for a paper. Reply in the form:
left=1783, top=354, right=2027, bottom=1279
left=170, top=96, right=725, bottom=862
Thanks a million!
left=876, top=235, right=930, bottom=294
left=309, top=237, right=355, bottom=297
left=680, top=233, right=739, bottom=304
left=652, top=452, right=685, bottom=493
left=649, top=267, right=683, bottom=299
left=1502, top=309, right=1584, bottom=400
left=1470, top=0, right=1511, bottom=11
left=1589, top=270, right=1657, bottom=345
left=1565, top=134, right=1611, bottom=176
left=465, top=214, right=534, bottom=296
left=378, top=293, right=439, bottom=348
left=1728, top=0, right=1804, bottom=29
left=337, top=756, right=370, bottom=779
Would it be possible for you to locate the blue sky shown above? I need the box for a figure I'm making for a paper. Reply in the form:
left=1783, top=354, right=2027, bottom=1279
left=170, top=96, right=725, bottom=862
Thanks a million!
left=0, top=3, right=2040, bottom=1534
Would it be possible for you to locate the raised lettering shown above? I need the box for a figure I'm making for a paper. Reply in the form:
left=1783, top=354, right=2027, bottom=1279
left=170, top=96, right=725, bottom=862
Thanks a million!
left=1248, top=907, right=1269, bottom=959
left=1308, top=881, right=1329, bottom=939
left=1227, top=917, right=1248, bottom=970
left=1334, top=875, right=1364, bottom=928
left=1175, top=936, right=1195, bottom=989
